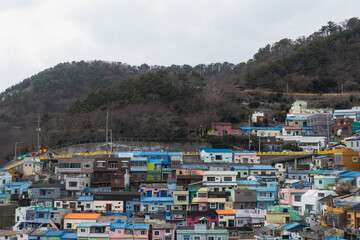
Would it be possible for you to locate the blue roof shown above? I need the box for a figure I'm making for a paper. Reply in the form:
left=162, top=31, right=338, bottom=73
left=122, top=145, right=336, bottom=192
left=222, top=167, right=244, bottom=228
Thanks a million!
left=249, top=165, right=278, bottom=170
left=76, top=196, right=93, bottom=201
left=5, top=181, right=31, bottom=186
left=0, top=169, right=7, bottom=173
left=60, top=233, right=77, bottom=240
left=168, top=152, right=182, bottom=156
left=133, top=151, right=168, bottom=156
left=0, top=194, right=10, bottom=198
left=282, top=222, right=306, bottom=231
left=180, top=165, right=209, bottom=170
left=125, top=224, right=149, bottom=230
left=148, top=159, right=162, bottom=164
left=339, top=177, right=355, bottom=182
left=82, top=187, right=111, bottom=193
left=141, top=197, right=173, bottom=202
left=78, top=222, right=111, bottom=227
left=339, top=171, right=360, bottom=177
left=286, top=117, right=307, bottom=121
left=231, top=166, right=249, bottom=170
left=240, top=127, right=283, bottom=131
left=110, top=222, right=127, bottom=228
left=314, top=155, right=330, bottom=159
left=324, top=237, right=346, bottom=240
left=237, top=180, right=260, bottom=186
left=200, top=148, right=232, bottom=152
left=43, top=231, right=65, bottom=237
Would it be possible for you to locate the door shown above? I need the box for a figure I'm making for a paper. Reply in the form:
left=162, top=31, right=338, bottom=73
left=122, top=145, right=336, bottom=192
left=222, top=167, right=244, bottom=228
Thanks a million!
left=106, top=204, right=112, bottom=212
left=147, top=191, right=152, bottom=197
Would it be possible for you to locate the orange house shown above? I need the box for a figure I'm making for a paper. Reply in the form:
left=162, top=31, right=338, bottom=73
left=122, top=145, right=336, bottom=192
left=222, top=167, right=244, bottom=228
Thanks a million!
left=5, top=169, right=20, bottom=182
left=334, top=148, right=360, bottom=171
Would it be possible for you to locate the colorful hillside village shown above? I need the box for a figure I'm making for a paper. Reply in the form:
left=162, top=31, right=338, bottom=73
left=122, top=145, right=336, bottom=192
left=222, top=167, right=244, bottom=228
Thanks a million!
left=4, top=101, right=360, bottom=239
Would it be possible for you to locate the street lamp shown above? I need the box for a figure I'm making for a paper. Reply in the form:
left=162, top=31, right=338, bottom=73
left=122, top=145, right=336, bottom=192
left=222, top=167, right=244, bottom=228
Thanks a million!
left=15, top=141, right=23, bottom=161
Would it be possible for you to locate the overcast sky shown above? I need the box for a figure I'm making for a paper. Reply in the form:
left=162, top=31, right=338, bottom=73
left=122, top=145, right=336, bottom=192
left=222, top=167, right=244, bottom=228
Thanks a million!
left=0, top=0, right=359, bottom=92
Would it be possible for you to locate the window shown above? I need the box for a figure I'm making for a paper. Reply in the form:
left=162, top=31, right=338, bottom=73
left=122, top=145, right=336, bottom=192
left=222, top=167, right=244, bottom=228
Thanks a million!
left=348, top=214, right=352, bottom=219
left=56, top=202, right=61, bottom=207
left=69, top=182, right=77, bottom=187
left=210, top=202, right=216, bottom=208
left=117, top=230, right=121, bottom=233
left=245, top=191, right=252, bottom=196
left=154, top=230, right=160, bottom=236
left=141, top=230, right=146, bottom=235
left=121, top=162, right=129, bottom=167
left=177, top=195, right=186, bottom=201
left=108, top=162, right=118, bottom=169
left=66, top=223, right=72, bottom=229
left=207, top=177, right=215, bottom=181
left=45, top=202, right=52, bottom=207
left=165, top=229, right=171, bottom=233
left=259, top=192, right=266, bottom=197
left=83, top=163, right=91, bottom=168
left=353, top=157, right=358, bottom=162
left=80, top=228, right=86, bottom=233
left=215, top=155, right=223, bottom=160
left=224, top=177, right=232, bottom=181
left=194, top=237, right=200, bottom=240
left=38, top=213, right=45, bottom=218
left=208, top=237, right=215, bottom=240
left=97, top=161, right=106, bottom=168
left=318, top=180, right=323, bottom=184
left=294, top=196, right=301, bottom=202
left=86, top=204, right=91, bottom=208
left=198, top=193, right=206, bottom=198
left=318, top=193, right=325, bottom=197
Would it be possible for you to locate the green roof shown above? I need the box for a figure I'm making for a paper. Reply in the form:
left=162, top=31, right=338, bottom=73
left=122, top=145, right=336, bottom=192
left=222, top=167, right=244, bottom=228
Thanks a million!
left=307, top=170, right=321, bottom=174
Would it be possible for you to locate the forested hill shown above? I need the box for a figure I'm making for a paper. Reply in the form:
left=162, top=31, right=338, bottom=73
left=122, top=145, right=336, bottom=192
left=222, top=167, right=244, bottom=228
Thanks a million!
left=1, top=17, right=360, bottom=164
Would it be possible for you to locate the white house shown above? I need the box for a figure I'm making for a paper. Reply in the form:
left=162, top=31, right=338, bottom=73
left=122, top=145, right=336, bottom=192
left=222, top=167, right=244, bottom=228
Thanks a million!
left=0, top=171, right=12, bottom=194
left=277, top=135, right=326, bottom=152
left=65, top=175, right=91, bottom=196
left=346, top=137, right=360, bottom=152
left=203, top=171, right=237, bottom=192
left=200, top=148, right=233, bottom=163
left=298, top=190, right=338, bottom=216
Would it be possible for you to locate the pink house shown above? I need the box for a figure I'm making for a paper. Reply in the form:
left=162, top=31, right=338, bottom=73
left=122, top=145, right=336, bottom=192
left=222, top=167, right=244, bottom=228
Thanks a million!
left=186, top=211, right=218, bottom=227
left=278, top=183, right=315, bottom=206
left=151, top=223, right=176, bottom=240
left=139, top=183, right=168, bottom=197
left=233, top=152, right=260, bottom=164
left=212, top=122, right=233, bottom=136
left=109, top=221, right=149, bottom=240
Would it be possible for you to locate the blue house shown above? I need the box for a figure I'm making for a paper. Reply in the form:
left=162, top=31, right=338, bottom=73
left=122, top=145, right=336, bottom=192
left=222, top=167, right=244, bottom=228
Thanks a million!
left=248, top=182, right=278, bottom=209
left=140, top=197, right=174, bottom=213
left=24, top=207, right=55, bottom=229
left=286, top=170, right=309, bottom=182
left=4, top=181, right=32, bottom=195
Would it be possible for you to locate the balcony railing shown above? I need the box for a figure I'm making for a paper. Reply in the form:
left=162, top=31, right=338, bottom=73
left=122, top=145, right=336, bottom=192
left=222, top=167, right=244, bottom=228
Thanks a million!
left=257, top=196, right=275, bottom=200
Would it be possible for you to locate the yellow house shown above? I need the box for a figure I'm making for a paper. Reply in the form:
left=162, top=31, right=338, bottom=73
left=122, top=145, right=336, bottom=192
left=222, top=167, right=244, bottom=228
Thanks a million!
left=334, top=148, right=360, bottom=171
left=63, top=213, right=100, bottom=230
left=4, top=169, right=20, bottom=182
left=346, top=206, right=360, bottom=229
left=173, top=191, right=189, bottom=210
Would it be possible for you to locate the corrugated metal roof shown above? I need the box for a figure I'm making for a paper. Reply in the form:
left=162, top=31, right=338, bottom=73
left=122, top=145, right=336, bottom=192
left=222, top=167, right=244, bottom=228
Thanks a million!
left=282, top=222, right=306, bottom=231
left=0, top=194, right=10, bottom=198
left=76, top=196, right=93, bottom=201
left=249, top=165, right=278, bottom=170
left=181, top=165, right=208, bottom=169
left=43, top=231, right=65, bottom=237
left=339, top=177, right=355, bottom=182
left=125, top=224, right=149, bottom=230
left=60, top=233, right=77, bottom=239
left=236, top=180, right=260, bottom=185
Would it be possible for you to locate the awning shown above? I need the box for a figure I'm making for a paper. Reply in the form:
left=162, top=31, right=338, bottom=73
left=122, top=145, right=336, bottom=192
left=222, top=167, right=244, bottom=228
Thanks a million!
left=199, top=217, right=208, bottom=221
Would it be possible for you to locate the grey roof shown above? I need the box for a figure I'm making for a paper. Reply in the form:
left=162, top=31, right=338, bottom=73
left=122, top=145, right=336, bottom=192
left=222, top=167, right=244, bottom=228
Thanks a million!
left=254, top=223, right=280, bottom=235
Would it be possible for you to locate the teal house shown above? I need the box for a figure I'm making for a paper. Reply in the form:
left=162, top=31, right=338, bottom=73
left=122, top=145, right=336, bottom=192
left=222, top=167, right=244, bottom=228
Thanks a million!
left=314, top=176, right=336, bottom=190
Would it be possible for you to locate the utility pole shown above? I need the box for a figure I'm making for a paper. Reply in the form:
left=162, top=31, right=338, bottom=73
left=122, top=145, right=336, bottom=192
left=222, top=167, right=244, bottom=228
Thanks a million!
left=326, top=113, right=330, bottom=149
left=109, top=129, right=113, bottom=152
left=36, top=115, right=41, bottom=151
left=258, top=134, right=261, bottom=152
left=248, top=116, right=251, bottom=151
left=15, top=141, right=23, bottom=161
left=330, top=195, right=337, bottom=240
left=106, top=109, right=109, bottom=151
